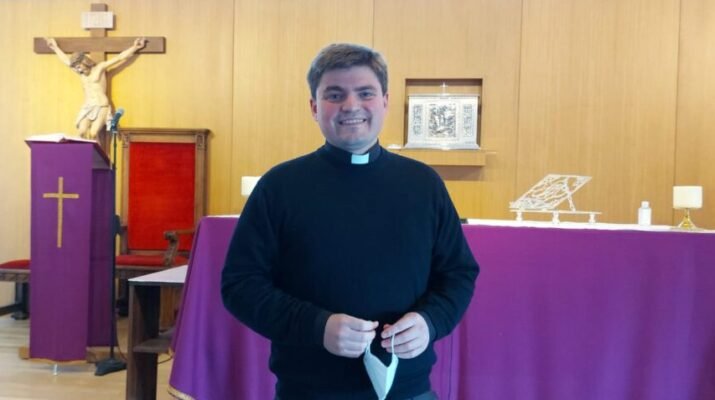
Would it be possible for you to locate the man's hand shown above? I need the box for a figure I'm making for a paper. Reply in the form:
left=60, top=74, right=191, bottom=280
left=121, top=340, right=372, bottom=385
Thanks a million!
left=323, top=313, right=377, bottom=358
left=381, top=312, right=429, bottom=359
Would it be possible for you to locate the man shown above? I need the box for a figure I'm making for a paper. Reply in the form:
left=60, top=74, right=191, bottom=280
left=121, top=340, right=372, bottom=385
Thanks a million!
left=45, top=37, right=146, bottom=151
left=222, top=43, right=478, bottom=400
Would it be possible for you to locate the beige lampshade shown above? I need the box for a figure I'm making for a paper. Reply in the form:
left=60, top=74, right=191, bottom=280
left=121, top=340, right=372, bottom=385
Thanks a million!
left=241, top=176, right=261, bottom=197
left=673, top=186, right=703, bottom=209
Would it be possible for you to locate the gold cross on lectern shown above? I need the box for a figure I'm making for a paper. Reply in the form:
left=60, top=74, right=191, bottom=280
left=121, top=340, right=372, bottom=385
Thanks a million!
left=43, top=177, right=80, bottom=248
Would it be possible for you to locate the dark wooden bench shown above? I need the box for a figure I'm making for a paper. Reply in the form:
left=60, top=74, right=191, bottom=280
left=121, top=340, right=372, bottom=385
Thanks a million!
left=0, top=259, right=30, bottom=319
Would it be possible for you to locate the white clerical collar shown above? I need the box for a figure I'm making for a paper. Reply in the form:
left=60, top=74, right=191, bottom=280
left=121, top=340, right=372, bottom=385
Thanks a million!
left=351, top=153, right=370, bottom=165
left=321, top=142, right=382, bottom=165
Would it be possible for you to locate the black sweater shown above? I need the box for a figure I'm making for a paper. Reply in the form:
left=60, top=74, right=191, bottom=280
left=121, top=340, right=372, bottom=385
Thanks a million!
left=222, top=143, right=478, bottom=399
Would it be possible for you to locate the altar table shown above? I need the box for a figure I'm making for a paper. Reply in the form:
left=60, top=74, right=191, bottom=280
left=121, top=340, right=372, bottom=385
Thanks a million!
left=168, top=217, right=715, bottom=400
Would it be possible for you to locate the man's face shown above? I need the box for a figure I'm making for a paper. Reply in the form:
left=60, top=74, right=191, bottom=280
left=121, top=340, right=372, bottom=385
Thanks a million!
left=310, top=66, right=388, bottom=154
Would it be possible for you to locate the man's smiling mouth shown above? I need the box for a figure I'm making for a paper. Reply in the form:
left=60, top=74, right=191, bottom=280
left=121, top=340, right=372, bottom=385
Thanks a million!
left=339, top=118, right=367, bottom=125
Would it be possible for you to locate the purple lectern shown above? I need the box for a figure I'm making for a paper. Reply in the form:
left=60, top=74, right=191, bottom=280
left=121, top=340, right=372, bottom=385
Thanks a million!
left=27, top=140, right=113, bottom=362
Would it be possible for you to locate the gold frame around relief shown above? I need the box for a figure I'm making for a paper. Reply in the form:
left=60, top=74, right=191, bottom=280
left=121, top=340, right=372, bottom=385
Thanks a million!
left=405, top=94, right=479, bottom=150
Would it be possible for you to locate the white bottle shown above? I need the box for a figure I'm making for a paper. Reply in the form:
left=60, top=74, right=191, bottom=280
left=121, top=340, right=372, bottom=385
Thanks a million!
left=638, top=201, right=652, bottom=226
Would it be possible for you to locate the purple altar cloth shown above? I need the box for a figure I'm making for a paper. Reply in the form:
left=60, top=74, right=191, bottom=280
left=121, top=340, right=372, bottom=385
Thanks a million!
left=170, top=217, right=715, bottom=400
left=28, top=142, right=113, bottom=362
left=169, top=217, right=275, bottom=399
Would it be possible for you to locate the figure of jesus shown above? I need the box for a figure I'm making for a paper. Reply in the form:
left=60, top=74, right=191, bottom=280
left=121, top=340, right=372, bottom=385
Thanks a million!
left=45, top=37, right=146, bottom=150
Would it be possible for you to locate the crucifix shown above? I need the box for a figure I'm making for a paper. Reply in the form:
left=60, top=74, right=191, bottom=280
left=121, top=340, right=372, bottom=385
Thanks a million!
left=43, top=177, right=80, bottom=249
left=33, top=3, right=166, bottom=153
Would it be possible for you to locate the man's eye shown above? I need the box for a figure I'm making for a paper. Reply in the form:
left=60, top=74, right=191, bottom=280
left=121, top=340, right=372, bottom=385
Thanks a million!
left=360, top=92, right=375, bottom=99
left=325, top=93, right=343, bottom=101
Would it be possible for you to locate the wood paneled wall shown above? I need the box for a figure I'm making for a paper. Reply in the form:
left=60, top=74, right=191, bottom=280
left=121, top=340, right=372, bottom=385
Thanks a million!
left=676, top=0, right=715, bottom=228
left=518, top=0, right=681, bottom=224
left=2, top=0, right=715, bottom=300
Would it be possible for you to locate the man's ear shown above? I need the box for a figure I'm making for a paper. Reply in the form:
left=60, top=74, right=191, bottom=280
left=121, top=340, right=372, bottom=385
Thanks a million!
left=383, top=93, right=389, bottom=109
left=310, top=98, right=318, bottom=121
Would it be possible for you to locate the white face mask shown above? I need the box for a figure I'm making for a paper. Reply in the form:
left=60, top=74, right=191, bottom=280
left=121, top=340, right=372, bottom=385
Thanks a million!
left=363, top=335, right=399, bottom=400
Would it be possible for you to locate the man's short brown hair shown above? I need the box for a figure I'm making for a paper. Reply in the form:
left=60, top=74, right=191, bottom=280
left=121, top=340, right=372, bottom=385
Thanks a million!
left=307, top=43, right=388, bottom=99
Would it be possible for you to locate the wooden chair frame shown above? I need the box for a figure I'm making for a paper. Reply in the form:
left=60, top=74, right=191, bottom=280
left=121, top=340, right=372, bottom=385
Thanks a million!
left=116, top=127, right=209, bottom=279
left=115, top=128, right=208, bottom=325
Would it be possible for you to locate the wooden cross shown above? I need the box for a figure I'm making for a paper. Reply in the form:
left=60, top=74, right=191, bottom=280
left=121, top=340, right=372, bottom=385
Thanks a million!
left=43, top=177, right=80, bottom=248
left=33, top=3, right=165, bottom=62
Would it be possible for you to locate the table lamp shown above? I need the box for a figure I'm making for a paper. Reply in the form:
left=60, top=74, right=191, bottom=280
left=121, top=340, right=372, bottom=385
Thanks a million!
left=241, top=176, right=261, bottom=197
left=673, top=186, right=702, bottom=229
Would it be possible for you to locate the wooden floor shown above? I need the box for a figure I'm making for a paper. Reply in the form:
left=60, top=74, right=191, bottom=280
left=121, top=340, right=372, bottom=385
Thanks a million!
left=0, top=315, right=174, bottom=400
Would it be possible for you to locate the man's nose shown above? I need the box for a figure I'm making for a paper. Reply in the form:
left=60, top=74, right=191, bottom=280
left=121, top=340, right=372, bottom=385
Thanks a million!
left=341, top=94, right=361, bottom=112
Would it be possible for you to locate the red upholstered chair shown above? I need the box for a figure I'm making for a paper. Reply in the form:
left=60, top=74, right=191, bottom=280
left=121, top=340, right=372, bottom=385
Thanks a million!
left=115, top=128, right=209, bottom=323
left=0, top=259, right=30, bottom=319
